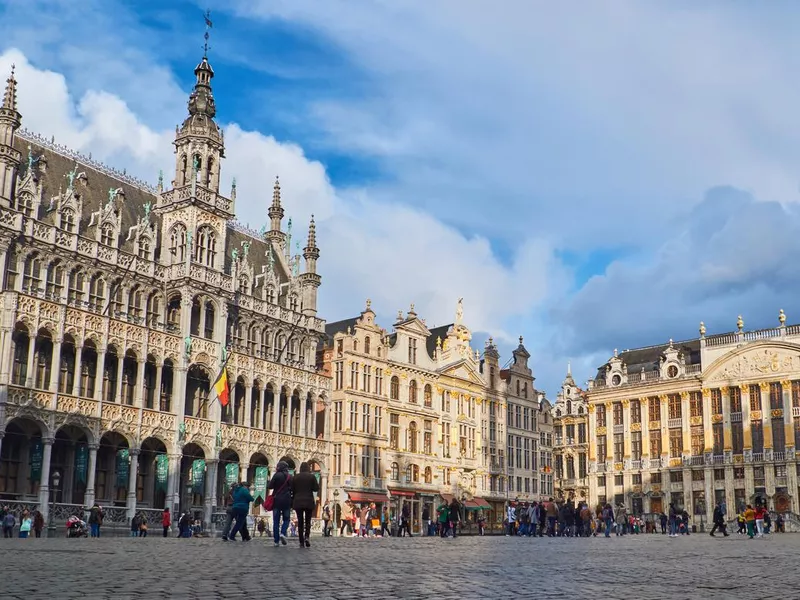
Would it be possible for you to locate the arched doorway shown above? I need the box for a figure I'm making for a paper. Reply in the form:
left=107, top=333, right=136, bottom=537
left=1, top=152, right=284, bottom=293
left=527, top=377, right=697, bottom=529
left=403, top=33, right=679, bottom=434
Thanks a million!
left=217, top=448, right=240, bottom=507
left=96, top=431, right=130, bottom=507
left=279, top=456, right=296, bottom=474
left=139, top=437, right=169, bottom=509
left=179, top=443, right=206, bottom=519
left=248, top=453, right=270, bottom=515
left=0, top=417, right=46, bottom=501
left=52, top=425, right=91, bottom=505
left=314, top=394, right=326, bottom=438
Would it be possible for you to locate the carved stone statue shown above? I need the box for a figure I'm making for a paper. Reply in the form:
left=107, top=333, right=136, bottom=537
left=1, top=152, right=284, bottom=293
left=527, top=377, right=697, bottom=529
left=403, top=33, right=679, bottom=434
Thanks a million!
left=143, top=201, right=152, bottom=220
left=184, top=336, right=192, bottom=356
left=242, top=241, right=251, bottom=257
left=216, top=428, right=222, bottom=449
left=178, top=422, right=186, bottom=443
left=231, top=248, right=238, bottom=262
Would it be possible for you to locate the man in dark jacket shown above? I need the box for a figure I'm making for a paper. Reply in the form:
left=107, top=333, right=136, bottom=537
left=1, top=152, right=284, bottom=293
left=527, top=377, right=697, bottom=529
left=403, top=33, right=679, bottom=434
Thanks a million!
left=267, top=461, right=293, bottom=547
left=709, top=502, right=729, bottom=537
left=229, top=482, right=254, bottom=541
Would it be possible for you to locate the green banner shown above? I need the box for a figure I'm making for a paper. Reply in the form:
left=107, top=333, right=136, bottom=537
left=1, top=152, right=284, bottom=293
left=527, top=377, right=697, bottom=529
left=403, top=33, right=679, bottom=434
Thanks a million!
left=155, top=454, right=169, bottom=493
left=116, top=449, right=130, bottom=488
left=314, top=472, right=321, bottom=484
left=29, top=440, right=43, bottom=482
left=254, top=466, right=269, bottom=504
left=224, top=462, right=239, bottom=493
left=192, top=459, right=206, bottom=494
left=75, top=445, right=88, bottom=484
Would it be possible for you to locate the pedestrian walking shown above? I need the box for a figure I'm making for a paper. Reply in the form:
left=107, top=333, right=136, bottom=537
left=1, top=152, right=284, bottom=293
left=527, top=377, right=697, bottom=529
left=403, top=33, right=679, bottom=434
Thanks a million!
left=2, top=509, right=15, bottom=538
left=437, top=500, right=450, bottom=538
left=398, top=502, right=412, bottom=537
left=19, top=514, right=32, bottom=538
left=744, top=505, right=756, bottom=539
left=33, top=510, right=44, bottom=538
left=291, top=461, right=319, bottom=548
left=321, top=503, right=331, bottom=537
left=449, top=498, right=461, bottom=539
left=162, top=507, right=171, bottom=538
left=88, top=503, right=104, bottom=538
left=267, top=461, right=293, bottom=547
left=709, top=502, right=728, bottom=537
left=229, top=480, right=254, bottom=542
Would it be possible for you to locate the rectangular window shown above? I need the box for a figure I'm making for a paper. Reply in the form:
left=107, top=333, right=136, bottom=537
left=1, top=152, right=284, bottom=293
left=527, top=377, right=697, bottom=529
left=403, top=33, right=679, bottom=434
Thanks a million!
left=690, top=392, right=702, bottom=418
left=669, top=429, right=682, bottom=458
left=750, top=384, right=762, bottom=411
left=362, top=403, right=370, bottom=433
left=650, top=430, right=662, bottom=457
left=732, top=422, right=744, bottom=454
left=334, top=362, right=343, bottom=390
left=363, top=365, right=371, bottom=393
left=596, top=406, right=606, bottom=427
left=712, top=423, right=723, bottom=454
left=692, top=427, right=705, bottom=455
left=711, top=389, right=723, bottom=415
left=648, top=397, right=660, bottom=422
left=443, top=425, right=451, bottom=458
left=348, top=444, right=357, bottom=475
left=424, top=420, right=432, bottom=454
left=375, top=369, right=383, bottom=395
left=350, top=363, right=358, bottom=389
left=333, top=444, right=341, bottom=475
left=408, top=338, right=417, bottom=364
left=730, top=387, right=742, bottom=413
left=578, top=453, right=587, bottom=478
left=373, top=448, right=381, bottom=478
left=770, top=382, right=783, bottom=410
left=630, top=400, right=641, bottom=424
left=613, top=403, right=623, bottom=426
left=578, top=423, right=586, bottom=444
left=523, top=408, right=529, bottom=430
left=752, top=420, right=764, bottom=453
left=773, top=418, right=786, bottom=453
left=613, top=433, right=624, bottom=462
left=333, top=401, right=343, bottom=432
left=631, top=431, right=642, bottom=460
left=349, top=401, right=358, bottom=431
left=792, top=381, right=800, bottom=408
left=373, top=406, right=382, bottom=436
left=668, top=394, right=681, bottom=420
left=389, top=413, right=399, bottom=450
left=361, top=446, right=370, bottom=477
left=650, top=472, right=661, bottom=484
left=597, top=435, right=607, bottom=460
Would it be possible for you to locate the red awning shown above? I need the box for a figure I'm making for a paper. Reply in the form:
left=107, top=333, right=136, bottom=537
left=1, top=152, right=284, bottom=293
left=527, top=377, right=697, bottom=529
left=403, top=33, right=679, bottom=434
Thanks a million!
left=346, top=491, right=388, bottom=503
left=466, top=497, right=491, bottom=510
left=388, top=488, right=416, bottom=498
left=439, top=494, right=455, bottom=504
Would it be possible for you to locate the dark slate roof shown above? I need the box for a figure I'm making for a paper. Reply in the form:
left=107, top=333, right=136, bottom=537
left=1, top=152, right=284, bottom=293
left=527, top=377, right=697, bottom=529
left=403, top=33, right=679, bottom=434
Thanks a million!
left=18, top=135, right=159, bottom=251
left=594, top=338, right=701, bottom=381
left=425, top=324, right=452, bottom=359
left=321, top=316, right=360, bottom=346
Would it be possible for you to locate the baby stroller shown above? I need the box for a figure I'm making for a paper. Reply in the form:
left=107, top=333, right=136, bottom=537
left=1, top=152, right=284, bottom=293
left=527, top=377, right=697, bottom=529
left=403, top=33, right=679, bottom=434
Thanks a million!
left=66, top=515, right=88, bottom=538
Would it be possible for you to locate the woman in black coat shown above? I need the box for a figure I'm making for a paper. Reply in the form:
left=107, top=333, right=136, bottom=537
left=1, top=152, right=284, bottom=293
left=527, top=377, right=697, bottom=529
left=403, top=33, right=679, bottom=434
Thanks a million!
left=291, top=461, right=320, bottom=548
left=267, top=461, right=294, bottom=546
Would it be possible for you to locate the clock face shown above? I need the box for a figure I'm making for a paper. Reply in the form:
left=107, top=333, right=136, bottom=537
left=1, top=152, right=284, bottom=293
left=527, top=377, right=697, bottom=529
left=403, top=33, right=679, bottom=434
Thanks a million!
left=667, top=365, right=678, bottom=378
left=611, top=374, right=621, bottom=386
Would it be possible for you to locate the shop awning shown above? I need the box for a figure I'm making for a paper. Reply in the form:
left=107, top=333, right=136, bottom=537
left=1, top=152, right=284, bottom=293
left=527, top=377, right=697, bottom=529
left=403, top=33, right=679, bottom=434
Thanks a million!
left=346, top=491, right=388, bottom=503
left=439, top=494, right=455, bottom=504
left=388, top=488, right=416, bottom=498
left=464, top=497, right=491, bottom=510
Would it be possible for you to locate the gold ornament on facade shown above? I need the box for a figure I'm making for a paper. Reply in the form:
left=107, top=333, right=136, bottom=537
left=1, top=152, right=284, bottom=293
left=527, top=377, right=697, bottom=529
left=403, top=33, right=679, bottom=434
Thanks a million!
left=621, top=399, right=630, bottom=407
left=690, top=416, right=703, bottom=426
left=587, top=405, right=595, bottom=413
left=719, top=386, right=728, bottom=394
left=750, top=411, right=762, bottom=420
left=596, top=426, right=607, bottom=435
left=772, top=409, right=784, bottom=418
left=711, top=414, right=722, bottom=424
left=648, top=420, right=661, bottom=431
left=669, top=458, right=681, bottom=467
left=630, top=423, right=641, bottom=432
left=651, top=484, right=661, bottom=493
left=733, top=454, right=744, bottom=464
left=759, top=382, right=770, bottom=391
left=780, top=380, right=791, bottom=388
left=614, top=463, right=623, bottom=471
left=659, top=395, right=669, bottom=404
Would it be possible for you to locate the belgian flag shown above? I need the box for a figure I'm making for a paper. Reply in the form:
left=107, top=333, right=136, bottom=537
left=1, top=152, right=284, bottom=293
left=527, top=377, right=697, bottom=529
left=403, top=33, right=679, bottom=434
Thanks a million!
left=213, top=366, right=229, bottom=407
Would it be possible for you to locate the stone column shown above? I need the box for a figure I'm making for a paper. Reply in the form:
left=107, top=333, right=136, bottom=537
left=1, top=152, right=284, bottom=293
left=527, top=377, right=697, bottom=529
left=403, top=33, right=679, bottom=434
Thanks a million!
left=71, top=343, right=82, bottom=397
left=724, top=466, right=736, bottom=514
left=641, top=398, right=650, bottom=465
left=271, top=393, right=279, bottom=432
left=93, top=348, right=105, bottom=402
left=761, top=383, right=772, bottom=452
left=38, top=437, right=54, bottom=529
left=787, top=461, right=800, bottom=513
left=782, top=380, right=794, bottom=455
left=134, top=358, right=145, bottom=408
left=114, top=353, right=124, bottom=404
left=153, top=362, right=163, bottom=411
left=244, top=383, right=253, bottom=428
left=84, top=443, right=99, bottom=508
left=261, top=387, right=268, bottom=430
left=204, top=458, right=219, bottom=530
left=126, top=449, right=140, bottom=521
left=25, top=334, right=36, bottom=388
left=167, top=453, right=181, bottom=514
left=742, top=385, right=752, bottom=451
left=702, top=389, right=713, bottom=453
left=660, top=395, right=669, bottom=464
left=300, top=394, right=308, bottom=438
left=49, top=337, right=62, bottom=393
left=704, top=467, right=714, bottom=526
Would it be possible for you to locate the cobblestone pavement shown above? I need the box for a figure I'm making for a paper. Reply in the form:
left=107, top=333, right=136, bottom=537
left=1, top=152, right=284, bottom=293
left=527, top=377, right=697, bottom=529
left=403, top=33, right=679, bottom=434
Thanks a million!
left=0, top=532, right=796, bottom=599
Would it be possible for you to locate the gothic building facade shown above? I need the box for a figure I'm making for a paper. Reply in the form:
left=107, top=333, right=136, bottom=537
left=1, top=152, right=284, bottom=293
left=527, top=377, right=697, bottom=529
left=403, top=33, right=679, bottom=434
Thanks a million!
left=318, top=300, right=509, bottom=531
left=552, top=366, right=589, bottom=502
left=0, top=54, right=331, bottom=530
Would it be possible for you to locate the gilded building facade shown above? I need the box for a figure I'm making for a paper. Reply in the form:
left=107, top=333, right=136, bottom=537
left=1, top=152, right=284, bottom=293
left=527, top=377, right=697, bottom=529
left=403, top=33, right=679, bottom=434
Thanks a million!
left=588, top=313, right=800, bottom=523
left=552, top=366, right=589, bottom=502
left=0, top=54, right=331, bottom=530
left=502, top=338, right=554, bottom=503
left=318, top=300, right=506, bottom=532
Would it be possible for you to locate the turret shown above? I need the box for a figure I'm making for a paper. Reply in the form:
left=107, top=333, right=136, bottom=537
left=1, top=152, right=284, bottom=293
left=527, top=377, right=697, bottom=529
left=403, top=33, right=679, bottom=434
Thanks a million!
left=266, top=176, right=286, bottom=246
left=298, top=214, right=321, bottom=316
left=0, top=65, right=22, bottom=205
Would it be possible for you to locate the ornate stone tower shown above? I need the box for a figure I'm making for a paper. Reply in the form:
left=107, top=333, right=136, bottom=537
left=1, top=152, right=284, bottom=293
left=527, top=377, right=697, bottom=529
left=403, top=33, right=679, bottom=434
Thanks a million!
left=299, top=215, right=321, bottom=316
left=156, top=52, right=233, bottom=273
left=265, top=176, right=286, bottom=248
left=0, top=66, right=21, bottom=207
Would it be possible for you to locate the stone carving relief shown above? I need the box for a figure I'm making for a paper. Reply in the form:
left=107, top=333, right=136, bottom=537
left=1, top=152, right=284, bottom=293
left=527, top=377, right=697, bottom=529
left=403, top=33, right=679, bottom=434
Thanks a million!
left=708, top=348, right=800, bottom=382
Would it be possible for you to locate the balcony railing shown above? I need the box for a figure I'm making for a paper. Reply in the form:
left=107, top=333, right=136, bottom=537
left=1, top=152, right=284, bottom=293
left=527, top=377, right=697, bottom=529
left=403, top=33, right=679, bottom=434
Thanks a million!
left=752, top=453, right=764, bottom=463
left=668, top=418, right=683, bottom=429
left=793, top=407, right=800, bottom=419
left=630, top=460, right=642, bottom=470
left=731, top=412, right=742, bottom=422
left=683, top=455, right=704, bottom=466
left=613, top=424, right=625, bottom=434
left=773, top=451, right=786, bottom=462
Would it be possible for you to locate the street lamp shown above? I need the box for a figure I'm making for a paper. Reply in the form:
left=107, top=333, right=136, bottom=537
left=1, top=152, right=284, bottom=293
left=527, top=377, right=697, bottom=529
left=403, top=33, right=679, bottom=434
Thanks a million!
left=49, top=470, right=61, bottom=538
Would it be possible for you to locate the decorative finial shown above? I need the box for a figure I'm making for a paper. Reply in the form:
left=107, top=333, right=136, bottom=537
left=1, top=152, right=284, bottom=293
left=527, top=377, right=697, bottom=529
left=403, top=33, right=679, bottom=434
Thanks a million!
left=436, top=336, right=442, bottom=349
left=3, top=64, right=18, bottom=111
left=613, top=348, right=618, bottom=357
left=272, top=176, right=281, bottom=205
left=779, top=309, right=786, bottom=326
left=519, top=336, right=524, bottom=346
left=409, top=303, right=415, bottom=314
left=668, top=338, right=673, bottom=347
left=737, top=315, right=744, bottom=332
left=203, top=10, right=213, bottom=57
left=366, top=298, right=372, bottom=311
left=397, top=310, right=403, bottom=321
left=157, top=170, right=164, bottom=191
left=699, top=321, right=706, bottom=337
left=455, top=297, right=464, bottom=325
left=567, top=361, right=571, bottom=376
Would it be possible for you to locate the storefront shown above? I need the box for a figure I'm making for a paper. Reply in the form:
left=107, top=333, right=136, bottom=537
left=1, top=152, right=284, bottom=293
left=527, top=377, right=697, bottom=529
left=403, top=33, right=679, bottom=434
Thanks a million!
left=388, top=488, right=420, bottom=534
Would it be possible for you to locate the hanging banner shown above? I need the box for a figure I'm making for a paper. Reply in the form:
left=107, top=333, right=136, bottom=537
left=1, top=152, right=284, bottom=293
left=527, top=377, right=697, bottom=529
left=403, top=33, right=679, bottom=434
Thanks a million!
left=253, top=466, right=269, bottom=504
left=314, top=472, right=321, bottom=484
left=75, top=444, right=88, bottom=485
left=191, top=459, right=206, bottom=494
left=155, top=454, right=169, bottom=493
left=224, top=462, right=239, bottom=493
left=116, top=449, right=130, bottom=488
left=29, top=439, right=43, bottom=482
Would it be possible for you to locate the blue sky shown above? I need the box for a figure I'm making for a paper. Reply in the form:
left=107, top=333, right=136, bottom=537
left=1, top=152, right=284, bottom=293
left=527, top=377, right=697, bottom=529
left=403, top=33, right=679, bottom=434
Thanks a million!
left=3, top=0, right=800, bottom=395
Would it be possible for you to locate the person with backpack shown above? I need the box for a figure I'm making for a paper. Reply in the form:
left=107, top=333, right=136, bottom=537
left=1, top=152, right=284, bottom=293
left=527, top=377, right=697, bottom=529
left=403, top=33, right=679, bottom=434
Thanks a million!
left=266, top=461, right=293, bottom=547
left=229, top=480, right=254, bottom=542
left=3, top=509, right=16, bottom=538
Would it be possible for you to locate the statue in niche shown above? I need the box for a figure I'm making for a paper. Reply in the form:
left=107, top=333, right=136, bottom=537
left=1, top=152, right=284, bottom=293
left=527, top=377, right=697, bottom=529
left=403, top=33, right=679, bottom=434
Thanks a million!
left=184, top=336, right=192, bottom=357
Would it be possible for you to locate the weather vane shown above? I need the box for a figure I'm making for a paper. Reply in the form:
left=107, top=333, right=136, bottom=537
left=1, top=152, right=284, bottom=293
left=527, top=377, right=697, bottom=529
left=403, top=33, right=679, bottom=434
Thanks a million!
left=203, top=9, right=213, bottom=57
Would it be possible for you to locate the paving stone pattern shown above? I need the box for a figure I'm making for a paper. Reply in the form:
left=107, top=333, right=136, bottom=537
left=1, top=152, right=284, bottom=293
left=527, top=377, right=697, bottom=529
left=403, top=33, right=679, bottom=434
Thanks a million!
left=0, top=532, right=796, bottom=599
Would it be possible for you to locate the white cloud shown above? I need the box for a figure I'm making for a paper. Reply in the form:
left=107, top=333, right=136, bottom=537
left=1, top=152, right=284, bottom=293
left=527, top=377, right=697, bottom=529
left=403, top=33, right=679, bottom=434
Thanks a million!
left=0, top=47, right=559, bottom=358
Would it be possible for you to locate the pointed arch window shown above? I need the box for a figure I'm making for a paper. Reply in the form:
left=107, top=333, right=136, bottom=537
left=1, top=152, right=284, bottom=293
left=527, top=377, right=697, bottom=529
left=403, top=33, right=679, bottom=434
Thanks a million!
left=409, top=380, right=418, bottom=404
left=128, top=287, right=144, bottom=321
left=67, top=269, right=85, bottom=306
left=45, top=261, right=64, bottom=300
left=138, top=236, right=151, bottom=260
left=17, top=192, right=34, bottom=217
left=88, top=274, right=106, bottom=311
left=61, top=208, right=76, bottom=233
left=206, top=156, right=214, bottom=188
left=194, top=225, right=217, bottom=267
left=100, top=223, right=115, bottom=246
left=169, top=223, right=187, bottom=262
left=22, top=253, right=43, bottom=294
left=289, top=294, right=298, bottom=312
left=391, top=462, right=399, bottom=481
left=239, top=275, right=249, bottom=294
left=266, top=286, right=275, bottom=304
left=260, top=329, right=271, bottom=358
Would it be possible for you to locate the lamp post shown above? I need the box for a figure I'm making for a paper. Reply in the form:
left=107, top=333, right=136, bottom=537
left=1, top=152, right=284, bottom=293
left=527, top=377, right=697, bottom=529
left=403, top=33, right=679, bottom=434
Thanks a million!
left=332, top=489, right=340, bottom=535
left=49, top=470, right=61, bottom=538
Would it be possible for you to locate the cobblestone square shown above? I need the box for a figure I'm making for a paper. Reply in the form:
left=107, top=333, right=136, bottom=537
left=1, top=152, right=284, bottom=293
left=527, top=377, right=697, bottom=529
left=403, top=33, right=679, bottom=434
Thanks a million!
left=0, top=533, right=795, bottom=600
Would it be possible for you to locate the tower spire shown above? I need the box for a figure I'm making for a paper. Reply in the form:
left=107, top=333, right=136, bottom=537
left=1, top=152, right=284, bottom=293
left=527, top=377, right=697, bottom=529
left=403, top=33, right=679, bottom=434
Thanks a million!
left=203, top=10, right=213, bottom=58
left=303, top=214, right=320, bottom=274
left=269, top=176, right=284, bottom=230
left=2, top=64, right=18, bottom=112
